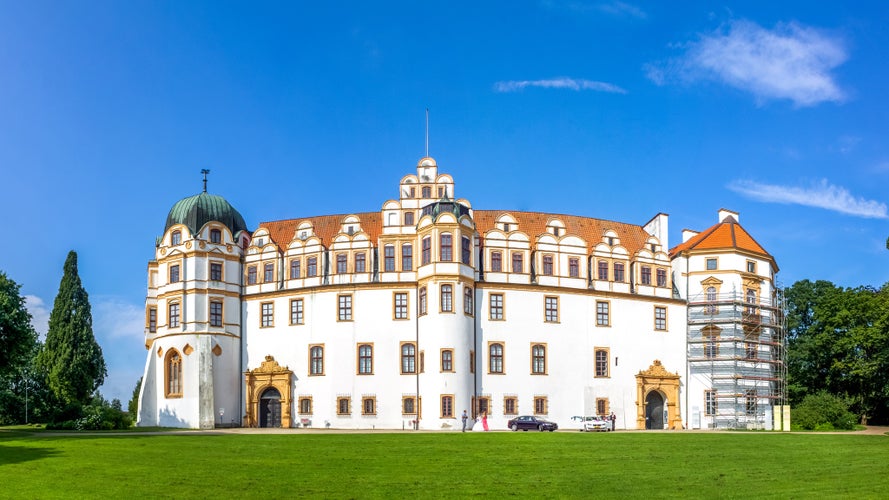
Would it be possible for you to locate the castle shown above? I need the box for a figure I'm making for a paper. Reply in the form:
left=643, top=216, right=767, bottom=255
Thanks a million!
left=137, top=157, right=786, bottom=430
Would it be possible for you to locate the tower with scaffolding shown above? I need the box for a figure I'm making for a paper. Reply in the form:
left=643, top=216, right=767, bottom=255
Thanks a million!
left=671, top=209, right=787, bottom=430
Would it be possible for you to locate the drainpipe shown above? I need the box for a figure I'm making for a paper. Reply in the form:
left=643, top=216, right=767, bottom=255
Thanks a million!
left=415, top=281, right=420, bottom=430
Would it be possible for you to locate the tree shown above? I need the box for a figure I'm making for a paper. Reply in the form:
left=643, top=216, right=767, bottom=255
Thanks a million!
left=128, top=377, right=142, bottom=417
left=0, top=272, right=40, bottom=424
left=36, top=251, right=107, bottom=410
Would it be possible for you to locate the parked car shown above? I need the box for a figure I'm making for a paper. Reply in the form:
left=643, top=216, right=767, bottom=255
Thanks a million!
left=584, top=416, right=612, bottom=432
left=568, top=415, right=588, bottom=431
left=507, top=415, right=558, bottom=432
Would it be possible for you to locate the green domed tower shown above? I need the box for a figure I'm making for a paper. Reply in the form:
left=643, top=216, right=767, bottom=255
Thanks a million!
left=138, top=173, right=250, bottom=430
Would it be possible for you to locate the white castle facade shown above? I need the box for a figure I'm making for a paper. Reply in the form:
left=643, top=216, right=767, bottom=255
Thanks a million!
left=137, top=157, right=786, bottom=431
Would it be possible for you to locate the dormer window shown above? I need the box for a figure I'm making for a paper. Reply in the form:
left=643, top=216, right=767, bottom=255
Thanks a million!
left=347, top=226, right=354, bottom=235
left=503, top=223, right=511, bottom=232
left=410, top=187, right=416, bottom=198
left=210, top=229, right=221, bottom=243
left=553, top=227, right=560, bottom=237
left=256, top=238, right=265, bottom=247
left=650, top=243, right=657, bottom=252
left=438, top=187, right=444, bottom=198
left=422, top=186, right=431, bottom=198
left=300, top=232, right=307, bottom=240
left=171, top=230, right=181, bottom=245
left=404, top=212, right=415, bottom=226
left=607, top=237, right=615, bottom=246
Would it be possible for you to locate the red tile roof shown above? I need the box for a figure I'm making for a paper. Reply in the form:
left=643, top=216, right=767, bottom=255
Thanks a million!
left=259, top=209, right=653, bottom=255
left=669, top=219, right=770, bottom=258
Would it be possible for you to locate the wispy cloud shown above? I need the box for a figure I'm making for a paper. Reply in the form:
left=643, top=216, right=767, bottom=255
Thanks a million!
left=93, top=296, right=144, bottom=341
left=24, top=295, right=50, bottom=339
left=494, top=77, right=627, bottom=94
left=728, top=179, right=888, bottom=219
left=646, top=20, right=847, bottom=107
left=597, top=1, right=646, bottom=19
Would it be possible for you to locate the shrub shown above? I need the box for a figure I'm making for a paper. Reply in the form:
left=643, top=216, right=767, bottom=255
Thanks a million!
left=792, top=391, right=856, bottom=430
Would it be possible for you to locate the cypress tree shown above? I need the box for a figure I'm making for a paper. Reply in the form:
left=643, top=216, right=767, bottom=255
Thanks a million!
left=37, top=251, right=107, bottom=407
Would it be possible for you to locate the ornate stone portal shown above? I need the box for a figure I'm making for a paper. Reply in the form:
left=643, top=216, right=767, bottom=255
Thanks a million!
left=635, top=360, right=682, bottom=430
left=244, top=355, right=293, bottom=428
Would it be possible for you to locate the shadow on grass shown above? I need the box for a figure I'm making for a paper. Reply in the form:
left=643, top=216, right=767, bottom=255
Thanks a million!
left=0, top=444, right=62, bottom=465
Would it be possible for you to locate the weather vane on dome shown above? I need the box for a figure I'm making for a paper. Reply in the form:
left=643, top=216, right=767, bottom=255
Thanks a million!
left=201, top=169, right=210, bottom=193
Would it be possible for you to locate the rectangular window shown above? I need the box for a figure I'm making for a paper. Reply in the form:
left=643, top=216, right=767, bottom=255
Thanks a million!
left=598, top=261, right=608, bottom=280
left=307, top=257, right=317, bottom=277
left=440, top=284, right=453, bottom=312
left=531, top=344, right=546, bottom=374
left=362, top=397, right=376, bottom=416
left=401, top=342, right=417, bottom=374
left=704, top=329, right=719, bottom=359
left=290, top=259, right=301, bottom=279
left=422, top=186, right=431, bottom=198
left=394, top=292, right=408, bottom=319
left=169, top=303, right=180, bottom=328
left=261, top=302, right=274, bottom=327
left=464, top=287, right=473, bottom=315
left=640, top=266, right=651, bottom=285
left=461, top=237, right=471, bottom=265
left=148, top=307, right=157, bottom=333
left=503, top=396, right=517, bottom=415
left=706, top=258, right=717, bottom=270
left=544, top=296, right=558, bottom=323
left=209, top=301, right=223, bottom=327
left=247, top=266, right=257, bottom=285
left=512, top=252, right=523, bottom=273
left=441, top=349, right=454, bottom=372
left=469, top=350, right=475, bottom=374
left=489, top=343, right=504, bottom=374
left=170, top=264, right=180, bottom=284
left=402, top=244, right=413, bottom=271
left=438, top=186, right=444, bottom=198
left=290, top=298, right=304, bottom=325
left=419, top=287, right=427, bottom=315
left=569, top=258, right=579, bottom=278
left=705, top=390, right=717, bottom=416
left=421, top=237, right=431, bottom=265
left=613, top=262, right=625, bottom=282
left=404, top=212, right=415, bottom=226
left=596, top=301, right=610, bottom=326
left=654, top=306, right=667, bottom=331
left=491, top=251, right=502, bottom=272
left=440, top=234, right=453, bottom=261
left=476, top=396, right=490, bottom=417
left=384, top=245, right=395, bottom=272
left=210, top=262, right=222, bottom=281
left=298, top=397, right=312, bottom=415
left=542, top=255, right=553, bottom=276
left=747, top=260, right=756, bottom=273
left=534, top=396, right=548, bottom=415
left=595, top=348, right=609, bottom=377
left=338, top=294, right=352, bottom=321
left=440, top=395, right=454, bottom=418
left=402, top=396, right=416, bottom=415
left=358, top=344, right=373, bottom=375
left=355, top=253, right=366, bottom=273
left=337, top=397, right=350, bottom=415
left=656, top=268, right=667, bottom=287
left=337, top=253, right=348, bottom=274
left=264, top=263, right=274, bottom=283
left=596, top=398, right=609, bottom=416
left=310, top=345, right=324, bottom=375
left=490, top=293, right=504, bottom=320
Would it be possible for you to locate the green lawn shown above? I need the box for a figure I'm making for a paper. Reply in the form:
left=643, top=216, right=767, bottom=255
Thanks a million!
left=1, top=430, right=886, bottom=499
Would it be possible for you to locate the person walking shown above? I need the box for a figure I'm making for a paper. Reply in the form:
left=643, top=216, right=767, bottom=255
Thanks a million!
left=461, top=410, right=468, bottom=432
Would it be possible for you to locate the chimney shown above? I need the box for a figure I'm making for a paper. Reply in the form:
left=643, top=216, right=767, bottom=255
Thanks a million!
left=718, top=208, right=739, bottom=223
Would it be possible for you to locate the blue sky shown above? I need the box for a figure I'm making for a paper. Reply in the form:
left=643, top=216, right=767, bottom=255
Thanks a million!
left=1, top=1, right=887, bottom=403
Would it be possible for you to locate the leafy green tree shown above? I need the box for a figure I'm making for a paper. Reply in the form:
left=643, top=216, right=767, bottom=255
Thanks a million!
left=0, top=271, right=43, bottom=424
left=36, top=251, right=107, bottom=411
left=128, top=376, right=142, bottom=417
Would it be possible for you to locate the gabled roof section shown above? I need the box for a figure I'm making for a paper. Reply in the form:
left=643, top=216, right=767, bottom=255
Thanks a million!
left=670, top=218, right=769, bottom=258
left=259, top=212, right=382, bottom=250
left=473, top=210, right=651, bottom=255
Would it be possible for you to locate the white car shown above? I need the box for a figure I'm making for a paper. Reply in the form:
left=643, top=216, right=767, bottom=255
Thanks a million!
left=583, top=416, right=612, bottom=432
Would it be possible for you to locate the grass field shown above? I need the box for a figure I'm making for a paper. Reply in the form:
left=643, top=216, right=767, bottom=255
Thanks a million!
left=1, top=429, right=887, bottom=499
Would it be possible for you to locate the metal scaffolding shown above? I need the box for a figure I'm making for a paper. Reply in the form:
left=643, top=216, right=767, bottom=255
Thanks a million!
left=688, top=289, right=786, bottom=429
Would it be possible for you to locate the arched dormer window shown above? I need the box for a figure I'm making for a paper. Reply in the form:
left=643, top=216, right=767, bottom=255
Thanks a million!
left=171, top=230, right=182, bottom=246
left=165, top=349, right=183, bottom=398
left=209, top=229, right=221, bottom=244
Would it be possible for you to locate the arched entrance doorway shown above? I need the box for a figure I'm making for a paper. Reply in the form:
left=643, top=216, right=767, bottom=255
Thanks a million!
left=244, top=355, right=293, bottom=428
left=645, top=391, right=665, bottom=429
left=260, top=388, right=282, bottom=428
left=635, top=360, right=683, bottom=430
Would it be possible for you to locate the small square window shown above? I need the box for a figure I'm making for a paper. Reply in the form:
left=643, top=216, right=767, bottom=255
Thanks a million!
left=747, top=261, right=756, bottom=273
left=706, top=258, right=717, bottom=270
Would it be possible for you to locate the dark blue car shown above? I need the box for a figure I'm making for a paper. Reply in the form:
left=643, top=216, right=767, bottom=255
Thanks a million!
left=507, top=415, right=558, bottom=432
